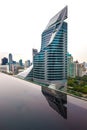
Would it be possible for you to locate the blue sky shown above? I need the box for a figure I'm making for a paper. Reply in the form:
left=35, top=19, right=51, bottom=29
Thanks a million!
left=0, top=0, right=87, bottom=63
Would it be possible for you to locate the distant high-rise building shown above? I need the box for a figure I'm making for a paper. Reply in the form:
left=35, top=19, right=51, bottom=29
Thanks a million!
left=77, top=63, right=86, bottom=77
left=74, top=61, right=79, bottom=77
left=82, top=62, right=87, bottom=68
left=8, top=53, right=13, bottom=71
left=1, top=57, right=8, bottom=65
left=25, top=60, right=30, bottom=68
left=32, top=49, right=38, bottom=57
left=67, top=53, right=75, bottom=78
left=19, top=59, right=23, bottom=66
left=9, top=53, right=13, bottom=64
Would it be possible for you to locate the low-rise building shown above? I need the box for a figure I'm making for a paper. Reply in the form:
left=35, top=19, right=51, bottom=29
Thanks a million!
left=0, top=65, right=9, bottom=73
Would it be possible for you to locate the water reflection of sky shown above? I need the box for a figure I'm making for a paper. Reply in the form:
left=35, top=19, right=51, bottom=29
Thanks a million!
left=0, top=72, right=87, bottom=130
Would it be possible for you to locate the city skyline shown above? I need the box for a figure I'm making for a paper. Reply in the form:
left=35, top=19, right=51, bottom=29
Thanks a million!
left=0, top=0, right=87, bottom=63
left=0, top=52, right=30, bottom=64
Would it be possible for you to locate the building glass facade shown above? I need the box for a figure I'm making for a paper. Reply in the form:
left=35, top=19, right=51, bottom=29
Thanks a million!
left=33, top=6, right=67, bottom=87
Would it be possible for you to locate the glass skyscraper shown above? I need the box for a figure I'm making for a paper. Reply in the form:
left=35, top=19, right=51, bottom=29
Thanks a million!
left=33, top=6, right=67, bottom=87
left=17, top=6, right=67, bottom=88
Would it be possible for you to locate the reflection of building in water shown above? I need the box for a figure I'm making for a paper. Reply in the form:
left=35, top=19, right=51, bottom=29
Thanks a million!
left=42, top=87, right=67, bottom=119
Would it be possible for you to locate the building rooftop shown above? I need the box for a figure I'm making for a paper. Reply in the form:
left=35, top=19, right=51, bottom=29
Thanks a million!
left=46, top=6, right=67, bottom=29
left=0, top=72, right=87, bottom=130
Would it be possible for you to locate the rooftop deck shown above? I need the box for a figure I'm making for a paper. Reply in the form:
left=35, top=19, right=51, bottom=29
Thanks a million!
left=0, top=72, right=87, bottom=130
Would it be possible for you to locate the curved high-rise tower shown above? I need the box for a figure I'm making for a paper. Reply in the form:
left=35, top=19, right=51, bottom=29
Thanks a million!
left=33, top=6, right=67, bottom=87
left=17, top=6, right=68, bottom=88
